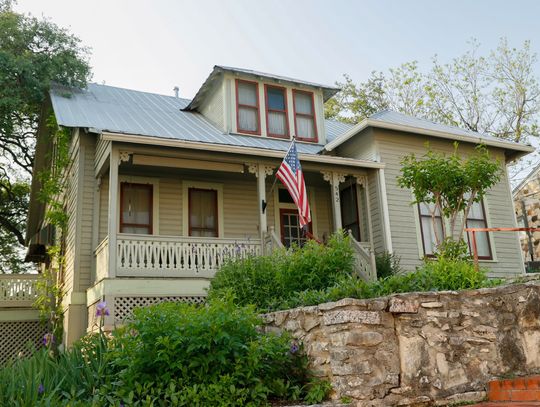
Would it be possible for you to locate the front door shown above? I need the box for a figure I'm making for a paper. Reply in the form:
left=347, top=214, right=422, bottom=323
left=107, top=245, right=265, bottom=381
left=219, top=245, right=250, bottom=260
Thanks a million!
left=340, top=183, right=361, bottom=241
left=280, top=209, right=309, bottom=248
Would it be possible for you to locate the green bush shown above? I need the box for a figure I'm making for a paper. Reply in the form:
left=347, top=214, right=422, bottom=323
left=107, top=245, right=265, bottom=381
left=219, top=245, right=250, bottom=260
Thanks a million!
left=271, top=258, right=502, bottom=310
left=0, top=300, right=329, bottom=406
left=435, top=238, right=472, bottom=261
left=375, top=251, right=402, bottom=279
left=208, top=233, right=354, bottom=311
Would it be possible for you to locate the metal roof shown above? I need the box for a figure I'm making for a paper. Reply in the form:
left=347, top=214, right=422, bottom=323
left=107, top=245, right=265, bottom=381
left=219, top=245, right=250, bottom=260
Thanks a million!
left=50, top=83, right=350, bottom=155
left=325, top=109, right=535, bottom=158
left=185, top=65, right=340, bottom=111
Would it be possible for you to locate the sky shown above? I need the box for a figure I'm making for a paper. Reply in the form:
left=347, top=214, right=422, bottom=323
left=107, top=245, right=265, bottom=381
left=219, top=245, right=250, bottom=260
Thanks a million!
left=13, top=0, right=540, bottom=100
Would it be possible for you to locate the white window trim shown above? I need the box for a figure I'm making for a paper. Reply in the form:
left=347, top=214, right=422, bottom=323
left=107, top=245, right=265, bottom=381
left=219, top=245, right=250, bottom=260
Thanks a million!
left=118, top=175, right=160, bottom=235
left=273, top=186, right=318, bottom=241
left=182, top=180, right=224, bottom=238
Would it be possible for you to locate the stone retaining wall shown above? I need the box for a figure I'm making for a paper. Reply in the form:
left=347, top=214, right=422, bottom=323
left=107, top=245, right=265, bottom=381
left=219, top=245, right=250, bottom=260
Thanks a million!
left=263, top=282, right=540, bottom=406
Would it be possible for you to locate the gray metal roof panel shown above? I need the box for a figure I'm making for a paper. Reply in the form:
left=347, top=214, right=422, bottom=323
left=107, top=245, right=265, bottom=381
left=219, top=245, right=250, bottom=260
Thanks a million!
left=50, top=83, right=345, bottom=155
left=370, top=110, right=526, bottom=148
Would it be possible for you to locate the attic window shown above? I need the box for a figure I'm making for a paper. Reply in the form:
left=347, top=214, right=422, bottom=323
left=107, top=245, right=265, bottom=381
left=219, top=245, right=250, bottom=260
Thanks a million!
left=236, top=79, right=260, bottom=135
left=265, top=85, right=289, bottom=138
left=293, top=90, right=317, bottom=142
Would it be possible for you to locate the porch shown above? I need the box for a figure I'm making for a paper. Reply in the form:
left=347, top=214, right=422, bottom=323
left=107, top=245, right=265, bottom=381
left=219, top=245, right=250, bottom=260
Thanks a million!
left=88, top=144, right=384, bottom=327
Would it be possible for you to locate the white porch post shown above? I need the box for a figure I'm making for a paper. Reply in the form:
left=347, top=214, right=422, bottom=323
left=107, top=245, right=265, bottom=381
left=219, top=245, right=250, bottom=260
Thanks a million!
left=248, top=163, right=275, bottom=238
left=322, top=171, right=346, bottom=232
left=355, top=175, right=374, bottom=247
left=378, top=168, right=393, bottom=253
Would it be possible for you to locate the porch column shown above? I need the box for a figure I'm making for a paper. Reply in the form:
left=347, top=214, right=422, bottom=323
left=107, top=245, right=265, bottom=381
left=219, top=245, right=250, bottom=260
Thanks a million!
left=321, top=171, right=347, bottom=232
left=107, top=149, right=130, bottom=278
left=248, top=163, right=275, bottom=238
left=378, top=168, right=393, bottom=253
left=354, top=175, right=374, bottom=247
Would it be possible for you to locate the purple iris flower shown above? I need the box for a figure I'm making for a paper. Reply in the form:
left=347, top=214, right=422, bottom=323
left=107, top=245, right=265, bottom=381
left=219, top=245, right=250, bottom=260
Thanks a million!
left=38, top=383, right=44, bottom=394
left=43, top=333, right=54, bottom=347
left=96, top=301, right=110, bottom=317
left=290, top=342, right=299, bottom=354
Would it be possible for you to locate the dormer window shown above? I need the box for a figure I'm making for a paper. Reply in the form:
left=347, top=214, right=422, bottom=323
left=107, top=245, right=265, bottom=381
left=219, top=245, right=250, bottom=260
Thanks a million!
left=236, top=79, right=260, bottom=135
left=265, top=85, right=289, bottom=139
left=293, top=90, right=317, bottom=142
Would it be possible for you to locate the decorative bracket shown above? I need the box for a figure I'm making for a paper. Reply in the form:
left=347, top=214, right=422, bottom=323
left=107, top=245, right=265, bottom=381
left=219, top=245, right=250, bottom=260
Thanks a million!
left=246, top=163, right=275, bottom=177
left=353, top=175, right=367, bottom=187
left=321, top=171, right=347, bottom=184
left=119, top=151, right=132, bottom=164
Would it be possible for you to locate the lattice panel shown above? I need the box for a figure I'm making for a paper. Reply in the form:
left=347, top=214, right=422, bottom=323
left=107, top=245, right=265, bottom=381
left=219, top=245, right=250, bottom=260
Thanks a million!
left=0, top=320, right=47, bottom=365
left=114, top=296, right=206, bottom=323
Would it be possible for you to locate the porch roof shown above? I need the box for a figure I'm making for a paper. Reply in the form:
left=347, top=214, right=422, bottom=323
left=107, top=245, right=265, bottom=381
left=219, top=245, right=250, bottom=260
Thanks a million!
left=50, top=83, right=353, bottom=156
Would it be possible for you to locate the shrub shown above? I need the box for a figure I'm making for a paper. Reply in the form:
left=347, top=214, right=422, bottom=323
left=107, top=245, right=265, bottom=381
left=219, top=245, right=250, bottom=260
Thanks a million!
left=375, top=251, right=402, bottom=279
left=435, top=238, right=472, bottom=261
left=272, top=258, right=501, bottom=310
left=208, top=233, right=354, bottom=311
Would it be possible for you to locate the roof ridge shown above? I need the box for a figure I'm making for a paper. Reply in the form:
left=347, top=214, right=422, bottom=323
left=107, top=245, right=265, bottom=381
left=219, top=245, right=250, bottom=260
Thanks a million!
left=86, top=82, right=192, bottom=103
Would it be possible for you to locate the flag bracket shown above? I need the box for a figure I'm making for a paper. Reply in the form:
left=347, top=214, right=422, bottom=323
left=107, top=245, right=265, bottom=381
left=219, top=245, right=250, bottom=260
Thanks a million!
left=262, top=200, right=267, bottom=213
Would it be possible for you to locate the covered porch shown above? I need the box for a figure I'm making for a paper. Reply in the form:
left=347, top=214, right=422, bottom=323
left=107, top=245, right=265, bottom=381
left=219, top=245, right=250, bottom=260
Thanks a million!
left=89, top=142, right=385, bottom=326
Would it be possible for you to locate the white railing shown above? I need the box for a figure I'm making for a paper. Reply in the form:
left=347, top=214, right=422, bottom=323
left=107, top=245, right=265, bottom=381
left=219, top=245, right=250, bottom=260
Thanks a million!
left=263, top=226, right=284, bottom=255
left=0, top=274, right=40, bottom=307
left=116, top=234, right=262, bottom=278
left=95, top=237, right=109, bottom=282
left=349, top=232, right=377, bottom=282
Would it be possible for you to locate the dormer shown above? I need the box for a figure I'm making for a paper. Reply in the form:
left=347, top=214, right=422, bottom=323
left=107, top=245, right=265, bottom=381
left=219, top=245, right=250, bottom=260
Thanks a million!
left=184, top=66, right=339, bottom=144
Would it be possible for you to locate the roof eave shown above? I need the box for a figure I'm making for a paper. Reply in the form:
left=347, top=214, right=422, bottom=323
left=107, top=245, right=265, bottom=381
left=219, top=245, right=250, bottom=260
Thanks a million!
left=100, top=131, right=385, bottom=169
left=324, top=118, right=535, bottom=160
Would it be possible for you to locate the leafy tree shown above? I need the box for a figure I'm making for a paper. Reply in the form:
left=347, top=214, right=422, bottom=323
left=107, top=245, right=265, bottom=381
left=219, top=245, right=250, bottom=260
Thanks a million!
left=397, top=143, right=502, bottom=247
left=0, top=0, right=91, bottom=272
left=326, top=38, right=540, bottom=144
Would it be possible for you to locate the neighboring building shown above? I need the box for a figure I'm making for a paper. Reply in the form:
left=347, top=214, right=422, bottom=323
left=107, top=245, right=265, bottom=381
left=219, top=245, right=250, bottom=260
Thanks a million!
left=23, top=65, right=533, bottom=346
left=513, top=162, right=540, bottom=264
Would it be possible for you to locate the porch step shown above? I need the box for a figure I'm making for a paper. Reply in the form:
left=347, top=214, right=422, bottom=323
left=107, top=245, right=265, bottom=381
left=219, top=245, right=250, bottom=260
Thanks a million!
left=487, top=376, right=540, bottom=402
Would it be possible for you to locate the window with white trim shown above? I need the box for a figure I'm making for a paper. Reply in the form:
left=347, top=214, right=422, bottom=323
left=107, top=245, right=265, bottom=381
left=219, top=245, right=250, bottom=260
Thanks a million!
left=120, top=182, right=153, bottom=234
left=188, top=188, right=218, bottom=237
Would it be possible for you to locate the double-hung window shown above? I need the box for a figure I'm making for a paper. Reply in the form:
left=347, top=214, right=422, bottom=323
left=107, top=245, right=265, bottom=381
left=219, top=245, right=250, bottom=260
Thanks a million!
left=189, top=188, right=218, bottom=237
left=418, top=202, right=444, bottom=256
left=236, top=79, right=260, bottom=134
left=265, top=85, right=289, bottom=138
left=466, top=200, right=492, bottom=259
left=120, top=183, right=153, bottom=234
left=293, top=90, right=317, bottom=142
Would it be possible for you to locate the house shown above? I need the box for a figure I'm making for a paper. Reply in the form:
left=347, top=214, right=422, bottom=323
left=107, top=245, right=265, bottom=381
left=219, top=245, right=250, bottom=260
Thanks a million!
left=22, top=65, right=533, bottom=346
left=513, top=162, right=540, bottom=265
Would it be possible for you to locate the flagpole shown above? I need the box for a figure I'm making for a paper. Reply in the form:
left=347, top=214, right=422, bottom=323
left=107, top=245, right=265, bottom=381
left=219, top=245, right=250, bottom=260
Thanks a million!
left=268, top=137, right=296, bottom=197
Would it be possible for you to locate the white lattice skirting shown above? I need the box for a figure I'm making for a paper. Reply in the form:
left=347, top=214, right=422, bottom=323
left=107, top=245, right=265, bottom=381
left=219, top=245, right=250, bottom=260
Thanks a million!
left=113, top=296, right=206, bottom=324
left=0, top=320, right=47, bottom=364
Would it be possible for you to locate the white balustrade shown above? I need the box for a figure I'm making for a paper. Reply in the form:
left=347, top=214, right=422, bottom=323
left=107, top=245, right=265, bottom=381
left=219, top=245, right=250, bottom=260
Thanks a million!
left=116, top=234, right=262, bottom=278
left=349, top=233, right=377, bottom=282
left=95, top=237, right=109, bottom=282
left=0, top=274, right=39, bottom=307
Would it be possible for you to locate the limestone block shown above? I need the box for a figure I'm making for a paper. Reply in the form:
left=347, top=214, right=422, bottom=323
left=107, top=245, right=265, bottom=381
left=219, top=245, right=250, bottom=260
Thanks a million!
left=323, top=310, right=381, bottom=326
left=346, top=331, right=384, bottom=347
left=389, top=297, right=419, bottom=313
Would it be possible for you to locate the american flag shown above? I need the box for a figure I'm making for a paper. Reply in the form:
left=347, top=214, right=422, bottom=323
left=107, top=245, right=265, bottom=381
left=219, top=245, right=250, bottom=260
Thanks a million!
left=276, top=140, right=311, bottom=228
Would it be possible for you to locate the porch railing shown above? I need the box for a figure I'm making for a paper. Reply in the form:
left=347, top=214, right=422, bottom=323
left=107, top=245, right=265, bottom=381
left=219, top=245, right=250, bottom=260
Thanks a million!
left=263, top=226, right=284, bottom=255
left=349, top=232, right=377, bottom=282
left=116, top=234, right=262, bottom=278
left=0, top=274, right=40, bottom=308
left=95, top=237, right=109, bottom=282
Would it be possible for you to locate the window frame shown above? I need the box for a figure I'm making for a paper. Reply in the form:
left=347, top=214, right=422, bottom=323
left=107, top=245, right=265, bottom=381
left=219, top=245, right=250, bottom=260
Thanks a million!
left=417, top=202, right=443, bottom=258
left=279, top=208, right=312, bottom=247
left=188, top=187, right=219, bottom=237
left=340, top=183, right=361, bottom=241
left=264, top=84, right=289, bottom=139
left=465, top=200, right=493, bottom=260
left=235, top=79, right=261, bottom=135
left=292, top=89, right=318, bottom=142
left=119, top=182, right=153, bottom=235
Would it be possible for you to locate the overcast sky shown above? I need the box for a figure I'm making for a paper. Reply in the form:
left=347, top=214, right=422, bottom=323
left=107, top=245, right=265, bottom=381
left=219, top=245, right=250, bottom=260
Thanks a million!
left=14, top=0, right=540, bottom=100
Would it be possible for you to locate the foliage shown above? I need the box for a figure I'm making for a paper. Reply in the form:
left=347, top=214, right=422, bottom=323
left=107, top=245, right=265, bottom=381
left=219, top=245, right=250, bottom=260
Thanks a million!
left=435, top=238, right=472, bottom=261
left=325, top=38, right=540, bottom=145
left=375, top=251, right=402, bottom=279
left=397, top=143, right=501, bottom=245
left=207, top=233, right=355, bottom=311
left=275, top=259, right=501, bottom=310
left=0, top=299, right=329, bottom=406
left=0, top=1, right=91, bottom=272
